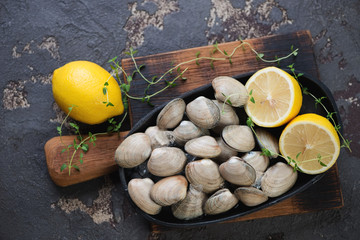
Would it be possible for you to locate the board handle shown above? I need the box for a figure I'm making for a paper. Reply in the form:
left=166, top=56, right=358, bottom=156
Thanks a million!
left=44, top=131, right=129, bottom=187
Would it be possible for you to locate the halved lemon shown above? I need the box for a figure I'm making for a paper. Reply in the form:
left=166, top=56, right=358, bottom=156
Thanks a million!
left=279, top=113, right=340, bottom=174
left=244, top=67, right=302, bottom=127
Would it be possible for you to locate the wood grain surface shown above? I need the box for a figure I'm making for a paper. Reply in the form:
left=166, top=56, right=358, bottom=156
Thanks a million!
left=44, top=30, right=343, bottom=225
left=45, top=132, right=128, bottom=187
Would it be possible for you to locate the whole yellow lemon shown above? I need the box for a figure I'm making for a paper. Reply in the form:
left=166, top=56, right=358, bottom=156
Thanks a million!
left=52, top=61, right=124, bottom=125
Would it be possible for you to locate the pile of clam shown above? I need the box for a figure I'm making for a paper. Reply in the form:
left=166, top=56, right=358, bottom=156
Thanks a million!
left=115, top=76, right=298, bottom=220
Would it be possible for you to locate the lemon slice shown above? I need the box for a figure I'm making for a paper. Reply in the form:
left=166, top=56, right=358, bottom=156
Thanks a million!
left=245, top=67, right=302, bottom=127
left=279, top=113, right=340, bottom=174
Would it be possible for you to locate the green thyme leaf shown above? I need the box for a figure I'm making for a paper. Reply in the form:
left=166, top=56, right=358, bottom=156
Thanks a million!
left=60, top=164, right=67, bottom=172
left=73, top=165, right=80, bottom=171
left=81, top=143, right=89, bottom=152
left=246, top=117, right=254, bottom=128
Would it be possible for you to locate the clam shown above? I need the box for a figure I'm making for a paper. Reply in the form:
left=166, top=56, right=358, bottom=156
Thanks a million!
left=219, top=156, right=256, bottom=186
left=212, top=76, right=248, bottom=107
left=150, top=175, right=188, bottom=206
left=115, top=133, right=152, bottom=168
left=128, top=178, right=162, bottom=215
left=186, top=96, right=220, bottom=129
left=185, top=159, right=224, bottom=193
left=234, top=187, right=268, bottom=207
left=171, top=185, right=207, bottom=220
left=147, top=147, right=187, bottom=177
left=203, top=188, right=238, bottom=215
left=242, top=151, right=269, bottom=172
left=156, top=98, right=185, bottom=129
left=211, top=100, right=239, bottom=133
left=252, top=171, right=264, bottom=189
left=145, top=126, right=175, bottom=149
left=255, top=128, right=279, bottom=158
left=214, top=137, right=238, bottom=163
left=173, top=120, right=208, bottom=146
left=184, top=136, right=221, bottom=158
left=261, top=162, right=298, bottom=198
left=222, top=125, right=255, bottom=152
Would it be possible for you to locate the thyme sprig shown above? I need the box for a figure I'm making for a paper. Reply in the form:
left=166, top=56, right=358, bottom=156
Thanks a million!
left=107, top=39, right=298, bottom=106
left=58, top=108, right=128, bottom=175
left=287, top=64, right=352, bottom=152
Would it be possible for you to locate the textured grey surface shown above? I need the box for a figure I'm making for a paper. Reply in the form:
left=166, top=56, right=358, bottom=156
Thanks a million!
left=1, top=0, right=359, bottom=239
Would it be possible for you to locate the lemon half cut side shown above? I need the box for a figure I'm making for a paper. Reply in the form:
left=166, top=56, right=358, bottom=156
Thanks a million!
left=244, top=67, right=303, bottom=128
left=279, top=113, right=340, bottom=174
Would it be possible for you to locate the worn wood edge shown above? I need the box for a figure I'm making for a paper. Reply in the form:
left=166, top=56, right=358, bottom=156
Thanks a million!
left=122, top=30, right=312, bottom=64
left=44, top=131, right=129, bottom=187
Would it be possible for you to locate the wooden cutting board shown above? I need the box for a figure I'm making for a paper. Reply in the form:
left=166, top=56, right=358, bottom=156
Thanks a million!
left=44, top=30, right=343, bottom=226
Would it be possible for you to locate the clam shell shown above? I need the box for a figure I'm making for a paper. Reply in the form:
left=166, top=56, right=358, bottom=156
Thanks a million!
left=145, top=126, right=175, bottom=149
left=147, top=147, right=187, bottom=177
left=156, top=98, right=186, bottom=129
left=185, top=159, right=224, bottom=193
left=255, top=128, right=279, bottom=158
left=150, top=175, right=188, bottom=206
left=252, top=171, right=264, bottom=189
left=203, top=188, right=238, bottom=215
left=234, top=187, right=268, bottom=207
left=128, top=178, right=162, bottom=215
left=212, top=76, right=248, bottom=107
left=261, top=162, right=298, bottom=198
left=242, top=151, right=269, bottom=172
left=184, top=136, right=221, bottom=158
left=219, top=156, right=256, bottom=186
left=186, top=96, right=220, bottom=129
left=173, top=120, right=207, bottom=146
left=171, top=185, right=207, bottom=220
left=213, top=137, right=238, bottom=163
left=115, top=133, right=152, bottom=168
left=211, top=100, right=239, bottom=133
left=222, top=125, right=255, bottom=152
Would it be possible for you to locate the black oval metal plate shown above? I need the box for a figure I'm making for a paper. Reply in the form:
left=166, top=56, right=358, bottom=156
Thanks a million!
left=119, top=70, right=342, bottom=228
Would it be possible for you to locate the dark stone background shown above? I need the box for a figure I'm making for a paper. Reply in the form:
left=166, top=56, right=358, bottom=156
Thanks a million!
left=1, top=0, right=359, bottom=239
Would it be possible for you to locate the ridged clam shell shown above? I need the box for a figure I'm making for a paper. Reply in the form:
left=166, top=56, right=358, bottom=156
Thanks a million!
left=222, top=125, right=255, bottom=152
left=186, top=96, right=220, bottom=129
left=261, top=162, right=298, bottom=197
left=203, top=188, right=238, bottom=215
left=242, top=151, right=269, bottom=172
left=212, top=76, right=248, bottom=107
left=150, top=175, right=188, bottom=206
left=234, top=187, right=268, bottom=207
left=211, top=100, right=239, bottom=134
left=156, top=98, right=185, bottom=129
left=173, top=120, right=207, bottom=146
left=219, top=156, right=256, bottom=186
left=184, top=136, right=221, bottom=158
left=147, top=147, right=187, bottom=177
left=185, top=159, right=224, bottom=193
left=145, top=126, right=175, bottom=149
left=171, top=185, right=207, bottom=220
left=128, top=178, right=162, bottom=215
left=115, top=133, right=152, bottom=168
